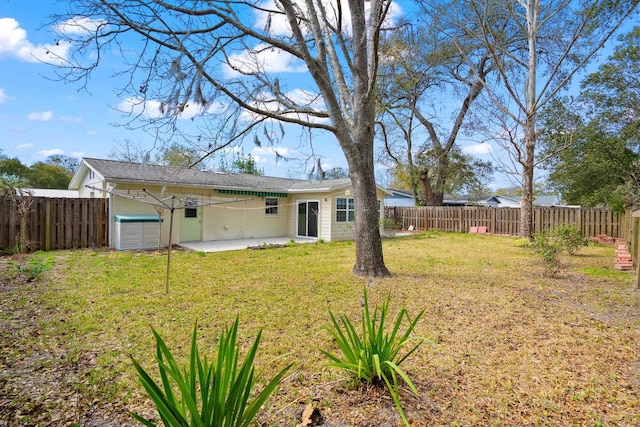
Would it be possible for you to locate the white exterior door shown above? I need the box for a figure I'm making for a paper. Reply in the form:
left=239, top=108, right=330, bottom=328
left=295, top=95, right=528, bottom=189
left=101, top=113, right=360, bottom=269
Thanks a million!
left=179, top=197, right=203, bottom=242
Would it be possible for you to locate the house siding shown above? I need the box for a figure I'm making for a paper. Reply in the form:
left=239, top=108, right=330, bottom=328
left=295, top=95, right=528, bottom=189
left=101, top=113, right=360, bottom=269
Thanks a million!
left=326, top=189, right=386, bottom=242
left=69, top=159, right=390, bottom=248
left=77, top=167, right=104, bottom=198
left=107, top=184, right=291, bottom=245
left=202, top=195, right=289, bottom=240
left=319, top=197, right=332, bottom=241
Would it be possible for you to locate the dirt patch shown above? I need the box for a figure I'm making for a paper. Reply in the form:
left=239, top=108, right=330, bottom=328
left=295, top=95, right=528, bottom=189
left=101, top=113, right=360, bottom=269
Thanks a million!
left=0, top=261, right=139, bottom=427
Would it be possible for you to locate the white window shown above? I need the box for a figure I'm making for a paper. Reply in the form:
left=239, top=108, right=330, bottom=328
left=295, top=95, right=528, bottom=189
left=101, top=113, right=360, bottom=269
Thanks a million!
left=265, top=198, right=279, bottom=215
left=336, top=197, right=355, bottom=222
left=335, top=198, right=381, bottom=222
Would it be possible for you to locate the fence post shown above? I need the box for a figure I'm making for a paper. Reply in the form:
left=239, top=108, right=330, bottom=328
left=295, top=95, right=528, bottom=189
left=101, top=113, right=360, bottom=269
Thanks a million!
left=424, top=207, right=428, bottom=231
left=45, top=200, right=51, bottom=251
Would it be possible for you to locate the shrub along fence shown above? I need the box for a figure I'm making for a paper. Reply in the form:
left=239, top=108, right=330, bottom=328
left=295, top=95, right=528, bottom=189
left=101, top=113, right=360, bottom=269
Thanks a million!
left=385, top=206, right=631, bottom=240
left=0, top=196, right=109, bottom=252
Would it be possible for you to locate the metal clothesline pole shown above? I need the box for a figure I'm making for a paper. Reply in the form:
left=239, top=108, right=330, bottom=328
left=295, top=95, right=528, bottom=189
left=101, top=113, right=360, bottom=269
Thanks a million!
left=166, top=196, right=176, bottom=294
left=141, top=189, right=176, bottom=294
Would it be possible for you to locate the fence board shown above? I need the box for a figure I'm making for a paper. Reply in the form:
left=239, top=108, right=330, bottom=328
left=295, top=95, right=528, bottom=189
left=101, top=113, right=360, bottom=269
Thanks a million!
left=0, top=197, right=109, bottom=252
left=386, top=206, right=631, bottom=240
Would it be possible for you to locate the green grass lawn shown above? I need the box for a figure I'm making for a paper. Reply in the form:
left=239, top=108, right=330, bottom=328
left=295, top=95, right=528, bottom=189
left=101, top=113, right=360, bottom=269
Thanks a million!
left=2, top=232, right=639, bottom=426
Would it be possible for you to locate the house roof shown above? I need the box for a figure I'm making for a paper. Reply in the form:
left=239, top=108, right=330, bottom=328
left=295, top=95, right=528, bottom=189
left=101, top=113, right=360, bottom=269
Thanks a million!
left=385, top=188, right=414, bottom=198
left=69, top=158, right=388, bottom=195
left=23, top=188, right=80, bottom=198
left=483, top=194, right=562, bottom=207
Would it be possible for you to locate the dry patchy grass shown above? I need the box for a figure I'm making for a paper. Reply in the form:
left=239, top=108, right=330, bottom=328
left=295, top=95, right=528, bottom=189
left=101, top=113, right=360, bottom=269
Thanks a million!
left=1, top=232, right=638, bottom=426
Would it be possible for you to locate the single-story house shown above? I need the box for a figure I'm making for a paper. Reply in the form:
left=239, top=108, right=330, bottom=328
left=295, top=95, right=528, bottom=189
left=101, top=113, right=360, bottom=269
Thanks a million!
left=68, top=158, right=390, bottom=249
left=384, top=191, right=491, bottom=207
left=482, top=194, right=563, bottom=208
left=383, top=191, right=561, bottom=207
left=384, top=188, right=415, bottom=207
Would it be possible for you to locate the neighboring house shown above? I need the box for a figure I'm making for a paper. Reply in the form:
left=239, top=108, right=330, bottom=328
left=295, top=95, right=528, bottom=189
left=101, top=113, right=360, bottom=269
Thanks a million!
left=384, top=191, right=490, bottom=207
left=441, top=194, right=493, bottom=206
left=384, top=188, right=416, bottom=207
left=482, top=194, right=564, bottom=208
left=68, top=158, right=390, bottom=249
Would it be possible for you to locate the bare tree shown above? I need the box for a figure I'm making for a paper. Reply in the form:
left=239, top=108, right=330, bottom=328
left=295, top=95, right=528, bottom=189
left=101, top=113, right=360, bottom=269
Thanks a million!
left=52, top=0, right=396, bottom=276
left=435, top=0, right=638, bottom=237
left=377, top=19, right=493, bottom=205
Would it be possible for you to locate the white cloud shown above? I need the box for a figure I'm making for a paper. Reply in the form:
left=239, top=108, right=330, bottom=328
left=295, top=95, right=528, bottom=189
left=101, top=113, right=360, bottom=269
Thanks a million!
left=250, top=146, right=295, bottom=165
left=229, top=0, right=403, bottom=78
left=116, top=97, right=225, bottom=120
left=15, top=143, right=32, bottom=151
left=0, top=88, right=7, bottom=104
left=70, top=151, right=85, bottom=158
left=60, top=115, right=83, bottom=123
left=463, top=143, right=493, bottom=155
left=238, top=88, right=328, bottom=125
left=252, top=146, right=292, bottom=157
left=223, top=43, right=307, bottom=78
left=37, top=148, right=64, bottom=157
left=27, top=111, right=53, bottom=121
left=0, top=18, right=71, bottom=64
left=54, top=16, right=107, bottom=35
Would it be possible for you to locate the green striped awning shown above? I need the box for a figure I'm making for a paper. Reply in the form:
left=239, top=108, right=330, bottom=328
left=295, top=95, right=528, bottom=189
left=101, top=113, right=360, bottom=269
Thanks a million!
left=217, top=189, right=288, bottom=198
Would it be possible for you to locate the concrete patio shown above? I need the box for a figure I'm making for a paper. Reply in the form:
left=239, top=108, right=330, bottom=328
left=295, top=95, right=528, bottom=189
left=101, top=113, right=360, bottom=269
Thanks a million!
left=178, top=236, right=318, bottom=253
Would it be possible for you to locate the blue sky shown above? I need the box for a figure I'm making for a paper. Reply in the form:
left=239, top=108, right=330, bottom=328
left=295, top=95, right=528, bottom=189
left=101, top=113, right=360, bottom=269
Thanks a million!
left=3, top=0, right=621, bottom=190
left=1, top=2, right=142, bottom=164
left=0, top=0, right=357, bottom=178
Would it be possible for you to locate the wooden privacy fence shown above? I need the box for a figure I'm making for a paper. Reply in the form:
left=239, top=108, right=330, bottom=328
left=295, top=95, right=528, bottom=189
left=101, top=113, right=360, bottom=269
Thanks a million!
left=0, top=197, right=109, bottom=252
left=386, top=206, right=632, bottom=239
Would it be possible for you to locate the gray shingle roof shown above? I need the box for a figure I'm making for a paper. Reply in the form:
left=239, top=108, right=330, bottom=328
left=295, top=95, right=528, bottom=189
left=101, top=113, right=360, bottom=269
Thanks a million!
left=78, top=158, right=351, bottom=193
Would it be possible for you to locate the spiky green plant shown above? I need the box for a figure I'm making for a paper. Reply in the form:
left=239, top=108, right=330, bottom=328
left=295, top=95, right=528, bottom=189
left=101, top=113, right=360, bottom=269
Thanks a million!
left=321, top=289, right=424, bottom=426
left=131, top=318, right=291, bottom=427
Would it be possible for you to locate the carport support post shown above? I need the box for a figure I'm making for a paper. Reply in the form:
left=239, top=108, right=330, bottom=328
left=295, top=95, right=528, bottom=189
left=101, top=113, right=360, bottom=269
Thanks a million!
left=166, top=196, right=176, bottom=294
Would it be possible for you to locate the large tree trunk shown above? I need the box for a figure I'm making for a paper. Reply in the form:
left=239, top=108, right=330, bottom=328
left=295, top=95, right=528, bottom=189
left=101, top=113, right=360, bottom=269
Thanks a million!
left=350, top=165, right=390, bottom=277
left=520, top=143, right=535, bottom=238
left=420, top=170, right=434, bottom=206
left=419, top=154, right=448, bottom=206
left=342, top=0, right=390, bottom=277
left=421, top=176, right=444, bottom=206
left=347, top=93, right=390, bottom=276
left=432, top=155, right=448, bottom=206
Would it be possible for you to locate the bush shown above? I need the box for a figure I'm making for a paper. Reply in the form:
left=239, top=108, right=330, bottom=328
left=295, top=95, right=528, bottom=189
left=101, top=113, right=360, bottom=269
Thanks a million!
left=554, top=224, right=588, bottom=255
left=131, top=318, right=291, bottom=427
left=321, top=289, right=424, bottom=426
left=529, top=232, right=563, bottom=278
left=528, top=225, right=588, bottom=277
